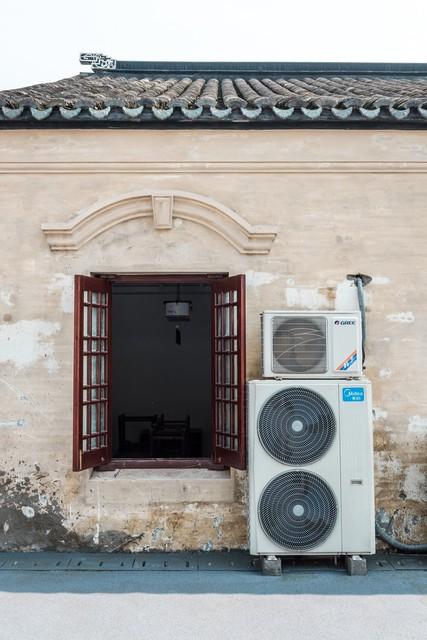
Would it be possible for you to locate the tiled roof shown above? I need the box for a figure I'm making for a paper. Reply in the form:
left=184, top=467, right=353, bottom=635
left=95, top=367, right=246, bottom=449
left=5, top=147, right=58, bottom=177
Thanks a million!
left=2, top=55, right=427, bottom=126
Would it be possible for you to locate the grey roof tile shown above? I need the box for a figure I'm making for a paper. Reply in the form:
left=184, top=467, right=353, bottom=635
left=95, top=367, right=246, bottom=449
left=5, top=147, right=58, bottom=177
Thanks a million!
left=2, top=58, right=427, bottom=125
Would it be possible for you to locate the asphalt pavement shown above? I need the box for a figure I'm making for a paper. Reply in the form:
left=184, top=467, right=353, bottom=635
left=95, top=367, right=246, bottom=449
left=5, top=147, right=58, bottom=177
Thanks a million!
left=0, top=565, right=425, bottom=640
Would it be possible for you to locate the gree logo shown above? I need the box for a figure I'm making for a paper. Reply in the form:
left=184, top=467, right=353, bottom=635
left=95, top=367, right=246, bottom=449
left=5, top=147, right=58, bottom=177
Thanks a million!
left=334, top=320, right=356, bottom=326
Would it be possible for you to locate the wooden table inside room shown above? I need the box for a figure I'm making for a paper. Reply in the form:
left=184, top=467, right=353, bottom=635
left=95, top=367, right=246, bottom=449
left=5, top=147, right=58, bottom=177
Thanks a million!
left=118, top=414, right=200, bottom=458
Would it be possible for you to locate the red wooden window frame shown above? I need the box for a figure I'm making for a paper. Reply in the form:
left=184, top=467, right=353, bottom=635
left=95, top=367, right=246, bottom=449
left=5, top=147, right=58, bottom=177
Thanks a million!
left=73, top=272, right=246, bottom=471
left=73, top=275, right=112, bottom=471
left=212, top=275, right=246, bottom=469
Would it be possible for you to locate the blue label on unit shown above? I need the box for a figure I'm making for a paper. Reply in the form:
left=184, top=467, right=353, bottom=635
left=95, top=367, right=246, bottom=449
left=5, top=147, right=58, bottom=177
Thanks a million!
left=342, top=387, right=365, bottom=402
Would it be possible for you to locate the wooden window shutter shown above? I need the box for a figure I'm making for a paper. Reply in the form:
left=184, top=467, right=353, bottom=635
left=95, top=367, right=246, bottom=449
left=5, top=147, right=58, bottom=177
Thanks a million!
left=212, top=275, right=246, bottom=469
left=73, top=275, right=112, bottom=471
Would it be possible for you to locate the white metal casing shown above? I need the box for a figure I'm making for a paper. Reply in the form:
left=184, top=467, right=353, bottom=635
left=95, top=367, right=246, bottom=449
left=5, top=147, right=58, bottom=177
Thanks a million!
left=262, top=310, right=362, bottom=378
left=248, top=379, right=375, bottom=556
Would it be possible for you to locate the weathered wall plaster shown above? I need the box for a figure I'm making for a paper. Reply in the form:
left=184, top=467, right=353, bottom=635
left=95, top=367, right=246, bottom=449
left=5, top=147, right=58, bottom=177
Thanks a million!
left=285, top=287, right=329, bottom=309
left=0, top=290, right=15, bottom=307
left=373, top=408, right=389, bottom=421
left=386, top=312, right=415, bottom=323
left=408, top=416, right=427, bottom=435
left=47, top=274, right=74, bottom=314
left=0, top=320, right=60, bottom=372
left=371, top=276, right=391, bottom=285
left=245, top=271, right=280, bottom=287
left=403, top=465, right=426, bottom=503
left=0, top=128, right=426, bottom=551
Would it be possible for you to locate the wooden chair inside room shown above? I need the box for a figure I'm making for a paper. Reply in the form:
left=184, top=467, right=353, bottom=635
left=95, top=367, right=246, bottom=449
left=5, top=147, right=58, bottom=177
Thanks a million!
left=151, top=415, right=191, bottom=458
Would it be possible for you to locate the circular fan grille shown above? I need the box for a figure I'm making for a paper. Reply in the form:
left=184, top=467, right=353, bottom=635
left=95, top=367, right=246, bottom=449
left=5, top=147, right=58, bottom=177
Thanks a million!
left=258, top=387, right=336, bottom=465
left=272, top=316, right=327, bottom=374
left=258, top=471, right=338, bottom=550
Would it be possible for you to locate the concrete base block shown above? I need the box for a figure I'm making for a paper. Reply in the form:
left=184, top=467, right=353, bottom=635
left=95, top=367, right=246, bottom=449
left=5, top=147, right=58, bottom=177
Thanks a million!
left=261, top=555, right=282, bottom=576
left=345, top=555, right=368, bottom=576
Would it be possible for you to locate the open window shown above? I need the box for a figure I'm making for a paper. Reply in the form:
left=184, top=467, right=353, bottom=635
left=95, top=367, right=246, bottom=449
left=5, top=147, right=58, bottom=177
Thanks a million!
left=211, top=275, right=246, bottom=469
left=73, top=273, right=246, bottom=471
left=73, top=276, right=112, bottom=471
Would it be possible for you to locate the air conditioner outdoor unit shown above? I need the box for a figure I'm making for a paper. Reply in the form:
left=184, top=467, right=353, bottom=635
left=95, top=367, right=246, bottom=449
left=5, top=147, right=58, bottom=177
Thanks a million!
left=262, top=311, right=362, bottom=378
left=248, top=379, right=375, bottom=556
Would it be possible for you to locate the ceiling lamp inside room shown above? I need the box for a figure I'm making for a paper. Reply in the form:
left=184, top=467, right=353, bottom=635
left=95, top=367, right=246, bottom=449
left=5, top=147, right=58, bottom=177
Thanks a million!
left=164, top=285, right=192, bottom=345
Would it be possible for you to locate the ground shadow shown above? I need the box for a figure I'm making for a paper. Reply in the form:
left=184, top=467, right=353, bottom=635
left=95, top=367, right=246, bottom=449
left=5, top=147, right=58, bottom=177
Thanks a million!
left=0, top=553, right=425, bottom=596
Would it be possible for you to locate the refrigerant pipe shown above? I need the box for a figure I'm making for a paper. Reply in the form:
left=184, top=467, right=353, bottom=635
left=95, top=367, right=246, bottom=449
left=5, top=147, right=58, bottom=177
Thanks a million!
left=346, top=273, right=427, bottom=552
left=375, top=517, right=427, bottom=553
left=346, top=273, right=372, bottom=365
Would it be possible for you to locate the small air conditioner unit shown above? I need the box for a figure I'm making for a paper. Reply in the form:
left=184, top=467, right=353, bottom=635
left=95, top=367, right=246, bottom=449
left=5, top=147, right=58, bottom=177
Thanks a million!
left=248, top=379, right=375, bottom=556
left=262, top=311, right=362, bottom=379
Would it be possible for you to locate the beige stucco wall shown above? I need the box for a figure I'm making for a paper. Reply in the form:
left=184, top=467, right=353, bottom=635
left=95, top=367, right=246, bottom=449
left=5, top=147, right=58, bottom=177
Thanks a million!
left=0, top=128, right=426, bottom=551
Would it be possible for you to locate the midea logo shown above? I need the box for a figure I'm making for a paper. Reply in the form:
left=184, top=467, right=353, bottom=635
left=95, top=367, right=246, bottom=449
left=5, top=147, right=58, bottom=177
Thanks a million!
left=334, top=320, right=356, bottom=325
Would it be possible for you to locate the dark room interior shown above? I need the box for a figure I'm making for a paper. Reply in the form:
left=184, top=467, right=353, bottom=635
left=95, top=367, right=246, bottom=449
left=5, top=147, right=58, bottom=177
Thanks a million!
left=111, top=282, right=212, bottom=459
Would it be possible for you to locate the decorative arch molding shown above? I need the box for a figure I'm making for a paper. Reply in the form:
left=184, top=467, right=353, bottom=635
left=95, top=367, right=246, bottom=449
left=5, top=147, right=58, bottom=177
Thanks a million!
left=41, top=189, right=278, bottom=254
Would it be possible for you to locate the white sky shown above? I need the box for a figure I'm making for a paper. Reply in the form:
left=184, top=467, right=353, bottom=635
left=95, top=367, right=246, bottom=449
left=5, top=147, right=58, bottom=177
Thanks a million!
left=2, top=0, right=427, bottom=90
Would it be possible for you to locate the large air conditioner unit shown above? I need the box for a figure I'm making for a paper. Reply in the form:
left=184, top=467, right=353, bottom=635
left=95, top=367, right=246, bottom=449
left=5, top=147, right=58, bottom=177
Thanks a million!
left=248, top=379, right=375, bottom=556
left=262, top=311, right=362, bottom=378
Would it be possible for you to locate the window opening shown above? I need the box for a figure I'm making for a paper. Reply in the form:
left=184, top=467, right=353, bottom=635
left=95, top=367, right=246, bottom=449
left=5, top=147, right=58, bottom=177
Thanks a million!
left=111, top=283, right=211, bottom=459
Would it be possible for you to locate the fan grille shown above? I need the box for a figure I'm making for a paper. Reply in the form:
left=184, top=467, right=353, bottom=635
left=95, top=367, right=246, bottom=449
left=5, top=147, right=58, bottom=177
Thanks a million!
left=258, top=387, right=336, bottom=465
left=258, top=471, right=338, bottom=550
left=272, top=316, right=327, bottom=374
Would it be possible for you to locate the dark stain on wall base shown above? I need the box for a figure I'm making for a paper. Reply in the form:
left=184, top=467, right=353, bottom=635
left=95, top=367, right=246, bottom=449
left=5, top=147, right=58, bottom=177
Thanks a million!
left=0, top=470, right=80, bottom=550
left=0, top=473, right=142, bottom=551
left=0, top=475, right=147, bottom=552
left=0, top=469, right=248, bottom=552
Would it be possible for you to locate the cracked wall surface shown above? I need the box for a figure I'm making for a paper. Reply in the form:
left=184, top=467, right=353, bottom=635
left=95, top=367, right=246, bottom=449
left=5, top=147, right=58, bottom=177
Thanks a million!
left=0, top=129, right=426, bottom=551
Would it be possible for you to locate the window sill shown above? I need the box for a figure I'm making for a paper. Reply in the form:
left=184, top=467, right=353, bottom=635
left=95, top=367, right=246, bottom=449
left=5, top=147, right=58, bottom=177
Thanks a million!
left=87, top=467, right=235, bottom=505
left=96, top=458, right=225, bottom=471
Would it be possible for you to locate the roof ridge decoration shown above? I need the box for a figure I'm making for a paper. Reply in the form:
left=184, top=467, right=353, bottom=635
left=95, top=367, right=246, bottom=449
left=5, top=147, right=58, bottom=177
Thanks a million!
left=80, top=53, right=117, bottom=70
left=41, top=190, right=278, bottom=254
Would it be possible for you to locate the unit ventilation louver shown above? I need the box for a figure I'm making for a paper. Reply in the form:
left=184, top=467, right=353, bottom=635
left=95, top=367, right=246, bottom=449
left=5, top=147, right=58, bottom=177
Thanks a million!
left=258, top=387, right=336, bottom=465
left=258, top=470, right=338, bottom=550
left=272, top=315, right=327, bottom=374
